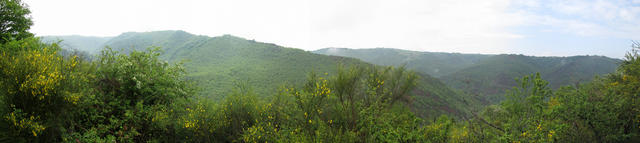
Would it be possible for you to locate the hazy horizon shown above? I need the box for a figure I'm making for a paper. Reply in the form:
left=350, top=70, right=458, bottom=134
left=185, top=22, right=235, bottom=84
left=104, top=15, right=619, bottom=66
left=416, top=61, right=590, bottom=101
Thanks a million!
left=25, top=0, right=640, bottom=58
left=38, top=30, right=626, bottom=59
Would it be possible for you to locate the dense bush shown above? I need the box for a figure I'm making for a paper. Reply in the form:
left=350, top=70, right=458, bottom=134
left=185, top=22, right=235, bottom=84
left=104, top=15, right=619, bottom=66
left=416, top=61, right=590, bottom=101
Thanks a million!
left=0, top=37, right=89, bottom=142
left=60, top=47, right=196, bottom=142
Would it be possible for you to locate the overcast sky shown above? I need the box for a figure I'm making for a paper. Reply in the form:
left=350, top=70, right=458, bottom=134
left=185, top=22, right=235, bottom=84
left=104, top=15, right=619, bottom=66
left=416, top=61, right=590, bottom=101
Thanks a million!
left=24, top=0, right=640, bottom=58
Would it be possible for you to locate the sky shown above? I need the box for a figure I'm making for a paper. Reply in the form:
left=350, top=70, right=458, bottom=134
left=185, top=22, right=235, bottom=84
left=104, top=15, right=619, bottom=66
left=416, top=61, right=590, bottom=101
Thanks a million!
left=23, top=0, right=640, bottom=58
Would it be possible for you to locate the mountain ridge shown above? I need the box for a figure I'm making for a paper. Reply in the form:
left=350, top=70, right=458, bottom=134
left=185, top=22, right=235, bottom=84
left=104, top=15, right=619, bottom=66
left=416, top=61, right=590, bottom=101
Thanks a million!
left=314, top=47, right=621, bottom=103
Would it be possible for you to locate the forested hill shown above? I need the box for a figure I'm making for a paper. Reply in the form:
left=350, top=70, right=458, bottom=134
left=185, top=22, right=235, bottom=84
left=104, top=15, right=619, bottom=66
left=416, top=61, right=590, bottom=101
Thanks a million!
left=314, top=48, right=491, bottom=77
left=99, top=30, right=366, bottom=98
left=442, top=54, right=620, bottom=102
left=314, top=47, right=621, bottom=103
left=44, top=30, right=475, bottom=119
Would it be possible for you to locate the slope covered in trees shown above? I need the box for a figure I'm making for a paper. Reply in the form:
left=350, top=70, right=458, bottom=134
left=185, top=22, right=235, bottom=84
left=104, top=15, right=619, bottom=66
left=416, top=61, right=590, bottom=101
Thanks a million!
left=98, top=31, right=366, bottom=98
left=314, top=48, right=621, bottom=103
left=46, top=30, right=474, bottom=119
left=314, top=48, right=490, bottom=77
left=442, top=54, right=620, bottom=102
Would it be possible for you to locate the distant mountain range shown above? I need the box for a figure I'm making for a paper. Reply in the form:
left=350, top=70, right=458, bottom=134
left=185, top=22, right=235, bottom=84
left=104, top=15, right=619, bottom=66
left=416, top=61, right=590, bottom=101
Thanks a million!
left=314, top=48, right=621, bottom=103
left=41, top=35, right=112, bottom=54
left=41, top=31, right=472, bottom=119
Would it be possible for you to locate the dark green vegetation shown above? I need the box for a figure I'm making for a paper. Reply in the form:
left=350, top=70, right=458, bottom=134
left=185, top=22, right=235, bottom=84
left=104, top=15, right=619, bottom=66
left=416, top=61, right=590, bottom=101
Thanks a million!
left=2, top=0, right=640, bottom=142
left=0, top=0, right=32, bottom=44
left=314, top=48, right=621, bottom=103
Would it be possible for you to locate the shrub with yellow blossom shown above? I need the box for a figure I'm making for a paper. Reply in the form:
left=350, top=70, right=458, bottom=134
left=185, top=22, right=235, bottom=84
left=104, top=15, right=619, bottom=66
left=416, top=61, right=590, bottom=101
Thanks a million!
left=0, top=38, right=86, bottom=141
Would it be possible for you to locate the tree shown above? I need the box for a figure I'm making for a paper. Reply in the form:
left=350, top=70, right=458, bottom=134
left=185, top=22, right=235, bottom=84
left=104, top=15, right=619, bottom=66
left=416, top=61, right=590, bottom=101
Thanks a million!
left=0, top=0, right=34, bottom=44
left=240, top=65, right=422, bottom=142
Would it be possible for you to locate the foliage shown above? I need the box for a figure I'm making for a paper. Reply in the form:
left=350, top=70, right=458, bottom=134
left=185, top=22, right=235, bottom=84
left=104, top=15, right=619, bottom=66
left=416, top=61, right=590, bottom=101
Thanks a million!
left=487, top=73, right=562, bottom=142
left=450, top=44, right=640, bottom=143
left=0, top=38, right=86, bottom=142
left=0, top=0, right=33, bottom=44
left=62, top=47, right=195, bottom=142
left=238, top=65, right=426, bottom=142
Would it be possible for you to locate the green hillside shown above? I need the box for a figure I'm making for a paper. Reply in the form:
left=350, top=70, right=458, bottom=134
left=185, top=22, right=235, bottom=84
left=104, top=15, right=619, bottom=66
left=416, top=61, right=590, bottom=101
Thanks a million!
left=52, top=30, right=472, bottom=119
left=314, top=48, right=621, bottom=103
left=411, top=72, right=480, bottom=118
left=102, top=31, right=363, bottom=98
left=441, top=54, right=620, bottom=102
left=314, top=48, right=490, bottom=77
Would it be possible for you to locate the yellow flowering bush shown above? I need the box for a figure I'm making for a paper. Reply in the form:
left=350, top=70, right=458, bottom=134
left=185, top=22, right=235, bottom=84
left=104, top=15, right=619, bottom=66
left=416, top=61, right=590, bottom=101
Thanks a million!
left=4, top=108, right=46, bottom=137
left=0, top=38, right=85, bottom=141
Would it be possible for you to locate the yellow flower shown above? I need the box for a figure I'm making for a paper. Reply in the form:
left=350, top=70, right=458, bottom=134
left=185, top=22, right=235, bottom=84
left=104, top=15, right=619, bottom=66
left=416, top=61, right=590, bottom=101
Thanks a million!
left=537, top=124, right=541, bottom=130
